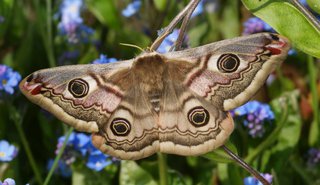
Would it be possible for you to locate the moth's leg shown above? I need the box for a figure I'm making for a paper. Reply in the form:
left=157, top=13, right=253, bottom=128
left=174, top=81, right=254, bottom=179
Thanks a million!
left=149, top=0, right=201, bottom=51
left=222, top=145, right=271, bottom=185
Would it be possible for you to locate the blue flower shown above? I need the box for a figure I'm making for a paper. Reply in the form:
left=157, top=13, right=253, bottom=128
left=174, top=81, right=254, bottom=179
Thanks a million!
left=307, top=148, right=320, bottom=166
left=56, top=132, right=91, bottom=164
left=231, top=101, right=274, bottom=138
left=86, top=152, right=112, bottom=171
left=84, top=140, right=114, bottom=171
left=0, top=178, right=16, bottom=185
left=55, top=132, right=116, bottom=172
left=0, top=16, right=4, bottom=23
left=0, top=140, right=18, bottom=162
left=157, top=29, right=180, bottom=53
left=242, top=17, right=275, bottom=35
left=58, top=0, right=93, bottom=43
left=244, top=173, right=273, bottom=185
left=92, top=54, right=118, bottom=64
left=122, top=0, right=142, bottom=17
left=58, top=51, right=80, bottom=65
left=0, top=65, right=22, bottom=95
left=47, top=159, right=72, bottom=178
left=191, top=0, right=204, bottom=18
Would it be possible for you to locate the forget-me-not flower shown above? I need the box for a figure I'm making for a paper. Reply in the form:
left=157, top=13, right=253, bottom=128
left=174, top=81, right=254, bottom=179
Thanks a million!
left=0, top=178, right=16, bottom=185
left=244, top=173, right=273, bottom=185
left=54, top=132, right=115, bottom=173
left=0, top=16, right=4, bottom=24
left=242, top=17, right=275, bottom=35
left=0, top=65, right=21, bottom=95
left=231, top=101, right=275, bottom=138
left=92, top=54, right=118, bottom=64
left=58, top=0, right=93, bottom=43
left=47, top=159, right=72, bottom=178
left=307, top=148, right=320, bottom=166
left=0, top=140, right=18, bottom=162
left=122, top=0, right=142, bottom=17
left=156, top=29, right=180, bottom=53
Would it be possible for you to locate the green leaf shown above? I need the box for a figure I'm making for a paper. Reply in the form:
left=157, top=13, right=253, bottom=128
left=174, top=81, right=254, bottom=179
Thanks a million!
left=307, top=0, right=320, bottom=14
left=153, top=0, right=167, bottom=11
left=266, top=90, right=303, bottom=170
left=120, top=161, right=157, bottom=185
left=241, top=0, right=320, bottom=58
left=202, top=140, right=237, bottom=163
left=217, top=163, right=243, bottom=185
left=72, top=165, right=115, bottom=185
left=86, top=0, right=121, bottom=28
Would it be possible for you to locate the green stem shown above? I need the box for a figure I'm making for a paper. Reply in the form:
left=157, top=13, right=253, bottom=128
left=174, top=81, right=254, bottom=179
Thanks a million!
left=307, top=55, right=319, bottom=145
left=43, top=127, right=74, bottom=185
left=245, top=104, right=289, bottom=163
left=46, top=0, right=56, bottom=68
left=32, top=0, right=56, bottom=68
left=0, top=163, right=9, bottom=180
left=289, top=159, right=313, bottom=185
left=157, top=153, right=168, bottom=185
left=11, top=106, right=43, bottom=184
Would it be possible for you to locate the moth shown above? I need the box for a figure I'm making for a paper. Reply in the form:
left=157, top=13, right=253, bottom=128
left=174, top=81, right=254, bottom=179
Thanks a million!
left=19, top=33, right=290, bottom=160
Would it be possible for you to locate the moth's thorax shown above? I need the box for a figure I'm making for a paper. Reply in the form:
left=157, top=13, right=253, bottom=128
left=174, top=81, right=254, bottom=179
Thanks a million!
left=132, top=53, right=166, bottom=94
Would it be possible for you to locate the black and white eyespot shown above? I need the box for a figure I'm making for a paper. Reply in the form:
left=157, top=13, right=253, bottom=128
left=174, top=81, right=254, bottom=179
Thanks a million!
left=110, top=118, right=131, bottom=136
left=217, top=54, right=240, bottom=73
left=188, top=106, right=210, bottom=127
left=68, top=79, right=89, bottom=98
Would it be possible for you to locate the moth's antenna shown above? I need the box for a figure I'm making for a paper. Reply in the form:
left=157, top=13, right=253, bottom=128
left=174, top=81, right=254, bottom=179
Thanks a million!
left=120, top=43, right=145, bottom=52
left=222, top=145, right=271, bottom=185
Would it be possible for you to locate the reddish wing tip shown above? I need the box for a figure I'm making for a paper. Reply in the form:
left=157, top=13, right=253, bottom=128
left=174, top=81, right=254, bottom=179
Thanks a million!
left=22, top=82, right=42, bottom=95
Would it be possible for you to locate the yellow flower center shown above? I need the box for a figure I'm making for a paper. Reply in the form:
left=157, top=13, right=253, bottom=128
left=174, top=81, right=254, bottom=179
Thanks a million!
left=2, top=79, right=7, bottom=85
left=96, top=162, right=101, bottom=167
left=0, top=151, right=6, bottom=157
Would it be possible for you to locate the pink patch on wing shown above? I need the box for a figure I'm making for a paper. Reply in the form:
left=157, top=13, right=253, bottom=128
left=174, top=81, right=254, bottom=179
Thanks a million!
left=188, top=70, right=231, bottom=97
left=83, top=89, right=121, bottom=113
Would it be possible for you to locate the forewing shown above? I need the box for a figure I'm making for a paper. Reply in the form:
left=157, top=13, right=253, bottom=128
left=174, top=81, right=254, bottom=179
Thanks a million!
left=19, top=60, right=133, bottom=132
left=164, top=33, right=290, bottom=111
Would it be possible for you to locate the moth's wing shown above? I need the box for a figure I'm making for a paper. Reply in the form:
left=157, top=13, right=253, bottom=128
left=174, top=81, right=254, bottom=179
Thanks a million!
left=158, top=60, right=234, bottom=156
left=164, top=33, right=290, bottom=111
left=21, top=58, right=162, bottom=160
left=19, top=60, right=134, bottom=132
left=91, top=83, right=160, bottom=160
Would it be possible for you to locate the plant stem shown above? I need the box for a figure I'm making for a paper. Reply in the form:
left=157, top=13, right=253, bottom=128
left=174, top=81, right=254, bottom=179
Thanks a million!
left=157, top=153, right=168, bottom=185
left=46, top=0, right=56, bottom=68
left=43, top=127, right=74, bottom=185
left=11, top=106, right=43, bottom=184
left=289, top=159, right=313, bottom=185
left=291, top=0, right=320, bottom=31
left=245, top=102, right=289, bottom=163
left=307, top=55, right=319, bottom=145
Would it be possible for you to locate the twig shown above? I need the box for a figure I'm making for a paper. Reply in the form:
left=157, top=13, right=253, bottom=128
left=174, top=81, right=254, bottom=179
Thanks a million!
left=149, top=0, right=200, bottom=51
left=222, top=145, right=270, bottom=185
left=291, top=0, right=320, bottom=31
